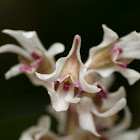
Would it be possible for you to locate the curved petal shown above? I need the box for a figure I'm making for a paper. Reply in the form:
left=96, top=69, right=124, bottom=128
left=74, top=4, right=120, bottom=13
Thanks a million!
left=91, top=98, right=126, bottom=117
left=48, top=84, right=70, bottom=112
left=35, top=57, right=67, bottom=82
left=47, top=43, right=65, bottom=56
left=98, top=24, right=119, bottom=48
left=110, top=128, right=140, bottom=140
left=2, top=29, right=46, bottom=53
left=103, top=106, right=132, bottom=137
left=79, top=66, right=101, bottom=93
left=119, top=31, right=140, bottom=42
left=77, top=97, right=100, bottom=137
left=95, top=66, right=140, bottom=85
left=5, top=63, right=23, bottom=79
left=0, top=44, right=32, bottom=60
left=102, top=86, right=126, bottom=110
left=85, top=25, right=118, bottom=68
left=119, top=40, right=140, bottom=59
left=78, top=112, right=100, bottom=137
left=19, top=115, right=51, bottom=140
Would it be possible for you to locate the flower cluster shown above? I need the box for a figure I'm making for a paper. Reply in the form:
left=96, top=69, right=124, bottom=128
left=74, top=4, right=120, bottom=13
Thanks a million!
left=1, top=25, right=140, bottom=140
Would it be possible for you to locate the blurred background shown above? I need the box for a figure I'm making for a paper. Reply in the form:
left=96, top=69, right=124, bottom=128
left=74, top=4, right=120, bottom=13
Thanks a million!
left=0, top=0, right=140, bottom=139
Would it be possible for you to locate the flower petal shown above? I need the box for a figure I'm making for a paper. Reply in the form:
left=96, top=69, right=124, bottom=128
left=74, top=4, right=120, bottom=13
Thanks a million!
left=5, top=64, right=23, bottom=79
left=98, top=24, right=119, bottom=48
left=79, top=66, right=101, bottom=93
left=91, top=98, right=126, bottom=117
left=118, top=40, right=140, bottom=59
left=2, top=29, right=46, bottom=54
left=0, top=44, right=32, bottom=60
left=103, top=106, right=132, bottom=137
left=85, top=25, right=118, bottom=68
left=77, top=97, right=100, bottom=137
left=95, top=66, right=140, bottom=85
left=47, top=43, right=65, bottom=56
left=102, top=86, right=126, bottom=110
left=19, top=115, right=51, bottom=140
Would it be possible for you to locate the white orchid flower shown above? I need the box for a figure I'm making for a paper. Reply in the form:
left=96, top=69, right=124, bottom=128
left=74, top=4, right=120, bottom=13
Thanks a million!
left=86, top=25, right=140, bottom=85
left=36, top=35, right=100, bottom=111
left=19, top=115, right=74, bottom=140
left=77, top=86, right=127, bottom=137
left=0, top=29, right=64, bottom=88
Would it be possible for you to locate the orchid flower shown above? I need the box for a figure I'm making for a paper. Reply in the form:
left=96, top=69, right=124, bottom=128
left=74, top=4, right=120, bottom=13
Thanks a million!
left=36, top=35, right=100, bottom=111
left=86, top=25, right=140, bottom=85
left=19, top=115, right=73, bottom=140
left=0, top=29, right=65, bottom=88
left=77, top=86, right=127, bottom=137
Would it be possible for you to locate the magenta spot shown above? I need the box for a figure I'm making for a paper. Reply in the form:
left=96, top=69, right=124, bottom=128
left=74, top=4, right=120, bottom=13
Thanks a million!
left=118, top=48, right=123, bottom=54
left=19, top=65, right=35, bottom=73
left=31, top=52, right=40, bottom=59
left=115, top=61, right=127, bottom=69
left=96, top=84, right=108, bottom=99
left=63, top=81, right=71, bottom=91
left=70, top=75, right=82, bottom=89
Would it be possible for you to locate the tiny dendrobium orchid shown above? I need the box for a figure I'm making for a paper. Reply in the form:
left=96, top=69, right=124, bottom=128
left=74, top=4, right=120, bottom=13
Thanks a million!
left=36, top=35, right=101, bottom=111
left=85, top=25, right=140, bottom=85
left=0, top=29, right=64, bottom=88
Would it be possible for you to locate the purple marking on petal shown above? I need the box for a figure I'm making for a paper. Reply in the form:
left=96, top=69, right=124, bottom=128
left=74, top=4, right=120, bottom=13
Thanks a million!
left=115, top=61, right=127, bottom=69
left=96, top=84, right=108, bottom=99
left=54, top=74, right=69, bottom=83
left=19, top=55, right=44, bottom=73
left=70, top=75, right=82, bottom=89
left=31, top=52, right=40, bottom=59
left=110, top=43, right=127, bottom=69
left=63, top=81, right=71, bottom=91
left=19, top=65, right=36, bottom=73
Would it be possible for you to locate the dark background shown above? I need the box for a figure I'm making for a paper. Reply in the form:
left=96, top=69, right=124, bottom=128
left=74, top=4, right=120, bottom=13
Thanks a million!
left=0, top=0, right=140, bottom=139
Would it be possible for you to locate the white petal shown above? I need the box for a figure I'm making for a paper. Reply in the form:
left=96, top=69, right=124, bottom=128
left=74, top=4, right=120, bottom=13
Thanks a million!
left=47, top=43, right=65, bottom=56
left=98, top=24, right=119, bottom=48
left=85, top=25, right=118, bottom=68
left=95, top=66, right=140, bottom=85
left=77, top=97, right=100, bottom=136
left=0, top=44, right=32, bottom=60
left=78, top=112, right=100, bottom=137
left=35, top=57, right=66, bottom=82
left=80, top=66, right=101, bottom=93
left=110, top=129, right=140, bottom=140
left=5, top=64, right=23, bottom=79
left=92, top=98, right=126, bottom=117
left=103, top=106, right=132, bottom=136
left=37, top=115, right=51, bottom=130
left=119, top=31, right=140, bottom=42
left=48, top=86, right=70, bottom=112
left=3, top=29, right=46, bottom=53
left=118, top=40, right=140, bottom=59
left=19, top=115, right=51, bottom=140
left=102, top=86, right=126, bottom=110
